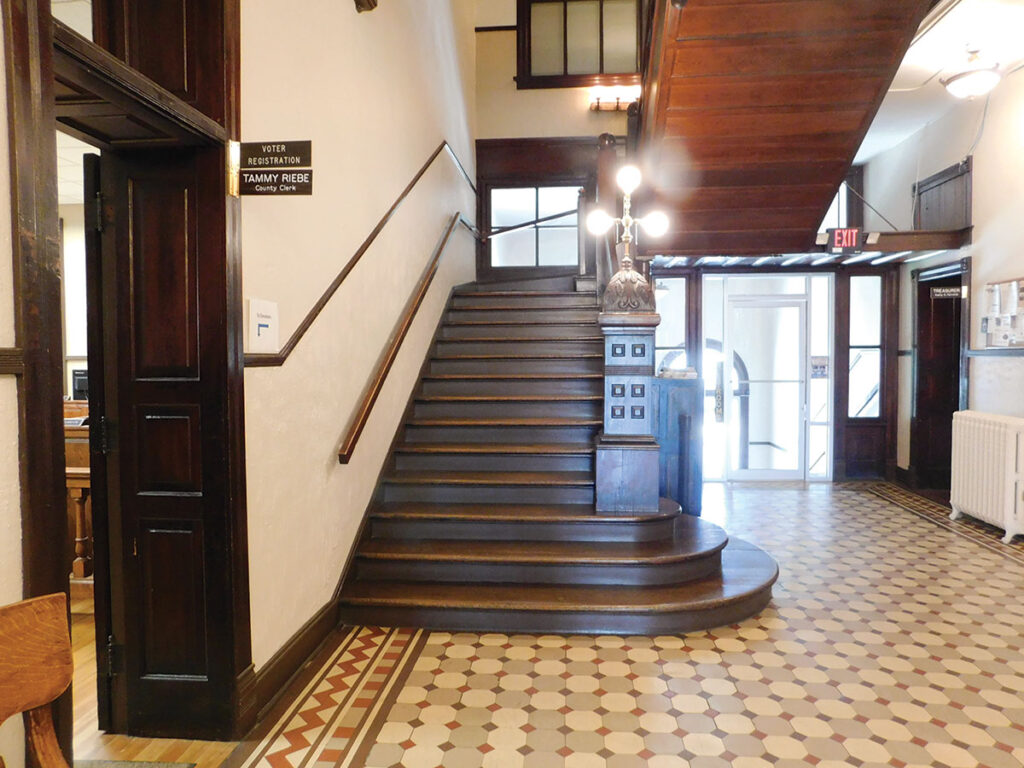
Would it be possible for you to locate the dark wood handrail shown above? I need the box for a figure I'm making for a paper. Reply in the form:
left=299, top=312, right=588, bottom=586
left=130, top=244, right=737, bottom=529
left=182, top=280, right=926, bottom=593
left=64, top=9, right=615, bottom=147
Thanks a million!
left=338, top=212, right=473, bottom=463
left=245, top=141, right=477, bottom=367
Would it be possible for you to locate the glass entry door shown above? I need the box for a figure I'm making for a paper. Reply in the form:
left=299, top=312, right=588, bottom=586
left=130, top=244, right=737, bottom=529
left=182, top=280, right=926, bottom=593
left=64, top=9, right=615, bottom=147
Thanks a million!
left=723, top=299, right=807, bottom=480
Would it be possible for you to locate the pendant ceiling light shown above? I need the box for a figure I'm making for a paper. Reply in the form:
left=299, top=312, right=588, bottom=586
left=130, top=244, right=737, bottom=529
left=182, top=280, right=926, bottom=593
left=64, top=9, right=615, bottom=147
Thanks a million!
left=942, top=50, right=1001, bottom=99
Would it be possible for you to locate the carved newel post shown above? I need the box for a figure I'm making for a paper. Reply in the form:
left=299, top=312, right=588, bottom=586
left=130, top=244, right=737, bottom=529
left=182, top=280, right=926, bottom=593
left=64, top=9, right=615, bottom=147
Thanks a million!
left=595, top=255, right=661, bottom=513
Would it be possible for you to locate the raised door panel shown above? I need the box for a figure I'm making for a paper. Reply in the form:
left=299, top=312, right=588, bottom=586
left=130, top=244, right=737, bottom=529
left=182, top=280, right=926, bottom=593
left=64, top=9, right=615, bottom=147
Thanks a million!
left=128, top=178, right=199, bottom=379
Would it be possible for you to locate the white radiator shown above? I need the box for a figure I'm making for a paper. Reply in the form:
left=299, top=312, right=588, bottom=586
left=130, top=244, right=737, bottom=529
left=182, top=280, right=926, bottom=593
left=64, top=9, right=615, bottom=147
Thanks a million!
left=950, top=410, right=1024, bottom=544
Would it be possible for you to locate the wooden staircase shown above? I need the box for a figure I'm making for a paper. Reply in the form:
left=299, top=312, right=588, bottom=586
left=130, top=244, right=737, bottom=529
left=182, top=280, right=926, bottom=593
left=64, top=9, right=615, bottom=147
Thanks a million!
left=338, top=275, right=778, bottom=633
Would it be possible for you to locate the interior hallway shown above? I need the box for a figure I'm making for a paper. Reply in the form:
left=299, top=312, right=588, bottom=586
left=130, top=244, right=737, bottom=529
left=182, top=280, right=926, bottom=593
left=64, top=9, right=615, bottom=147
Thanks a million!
left=209, top=483, right=1024, bottom=768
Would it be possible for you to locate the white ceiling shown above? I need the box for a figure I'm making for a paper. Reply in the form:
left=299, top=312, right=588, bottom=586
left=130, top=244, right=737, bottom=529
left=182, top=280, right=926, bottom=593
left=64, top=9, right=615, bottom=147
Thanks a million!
left=856, top=0, right=1024, bottom=162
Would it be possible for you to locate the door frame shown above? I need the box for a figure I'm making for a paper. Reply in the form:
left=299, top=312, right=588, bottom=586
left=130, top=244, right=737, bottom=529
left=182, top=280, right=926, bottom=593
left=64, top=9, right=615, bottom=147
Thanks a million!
left=4, top=0, right=252, bottom=750
left=907, top=257, right=971, bottom=488
left=723, top=296, right=809, bottom=481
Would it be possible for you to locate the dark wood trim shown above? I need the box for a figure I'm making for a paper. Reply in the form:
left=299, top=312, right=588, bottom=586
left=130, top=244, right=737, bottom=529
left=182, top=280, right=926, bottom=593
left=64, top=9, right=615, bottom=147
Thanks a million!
left=913, top=157, right=972, bottom=231
left=52, top=21, right=227, bottom=147
left=864, top=228, right=972, bottom=253
left=0, top=348, right=25, bottom=375
left=249, top=599, right=340, bottom=721
left=967, top=347, right=1024, bottom=357
left=476, top=24, right=517, bottom=32
left=338, top=213, right=466, bottom=464
left=845, top=165, right=864, bottom=229
left=245, top=142, right=475, bottom=367
left=3, top=0, right=73, bottom=758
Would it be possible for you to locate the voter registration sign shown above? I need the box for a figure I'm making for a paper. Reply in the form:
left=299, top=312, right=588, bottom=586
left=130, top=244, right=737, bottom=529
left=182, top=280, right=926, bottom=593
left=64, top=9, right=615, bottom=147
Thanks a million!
left=240, top=141, right=313, bottom=195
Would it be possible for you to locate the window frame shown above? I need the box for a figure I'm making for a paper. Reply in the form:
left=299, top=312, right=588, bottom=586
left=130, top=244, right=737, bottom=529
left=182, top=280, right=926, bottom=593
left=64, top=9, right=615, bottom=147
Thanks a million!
left=846, top=274, right=883, bottom=420
left=516, top=0, right=642, bottom=90
left=487, top=184, right=584, bottom=269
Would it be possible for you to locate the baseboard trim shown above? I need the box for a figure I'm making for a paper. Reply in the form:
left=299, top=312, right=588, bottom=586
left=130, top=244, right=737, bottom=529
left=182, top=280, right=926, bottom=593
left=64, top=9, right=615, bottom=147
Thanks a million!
left=893, top=466, right=913, bottom=488
left=247, top=599, right=340, bottom=725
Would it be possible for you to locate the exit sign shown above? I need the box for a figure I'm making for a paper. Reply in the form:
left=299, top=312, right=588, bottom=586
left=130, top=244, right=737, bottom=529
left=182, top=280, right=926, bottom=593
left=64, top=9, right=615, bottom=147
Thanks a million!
left=828, top=227, right=862, bottom=254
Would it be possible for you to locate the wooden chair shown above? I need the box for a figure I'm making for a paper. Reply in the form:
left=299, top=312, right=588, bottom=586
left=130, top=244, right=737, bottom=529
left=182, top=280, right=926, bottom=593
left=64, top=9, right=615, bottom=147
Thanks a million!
left=0, top=594, right=73, bottom=768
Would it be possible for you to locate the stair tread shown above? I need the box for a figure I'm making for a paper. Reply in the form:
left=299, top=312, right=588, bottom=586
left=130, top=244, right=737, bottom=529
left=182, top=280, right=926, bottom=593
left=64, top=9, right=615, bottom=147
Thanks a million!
left=371, top=499, right=679, bottom=522
left=450, top=305, right=599, bottom=312
left=456, top=291, right=598, bottom=298
left=341, top=541, right=778, bottom=613
left=407, top=417, right=602, bottom=426
left=439, top=336, right=604, bottom=343
left=395, top=442, right=595, bottom=455
left=432, top=352, right=602, bottom=359
left=384, top=470, right=594, bottom=486
left=358, top=518, right=727, bottom=565
left=444, top=320, right=597, bottom=326
left=423, top=373, right=603, bottom=380
left=416, top=395, right=602, bottom=403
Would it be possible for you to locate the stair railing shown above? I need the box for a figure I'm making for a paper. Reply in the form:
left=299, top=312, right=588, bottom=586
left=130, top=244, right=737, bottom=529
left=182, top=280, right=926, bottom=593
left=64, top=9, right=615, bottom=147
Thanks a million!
left=241, top=139, right=479, bottom=465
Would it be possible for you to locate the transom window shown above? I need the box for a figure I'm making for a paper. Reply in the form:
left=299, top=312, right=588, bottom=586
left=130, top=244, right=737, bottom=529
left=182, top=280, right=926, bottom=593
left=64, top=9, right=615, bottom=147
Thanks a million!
left=489, top=186, right=581, bottom=268
left=518, top=0, right=640, bottom=89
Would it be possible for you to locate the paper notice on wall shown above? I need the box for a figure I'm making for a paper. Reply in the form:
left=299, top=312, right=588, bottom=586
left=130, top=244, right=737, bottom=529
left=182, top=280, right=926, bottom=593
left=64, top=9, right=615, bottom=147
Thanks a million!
left=1000, top=281, right=1020, bottom=316
left=986, top=283, right=1001, bottom=315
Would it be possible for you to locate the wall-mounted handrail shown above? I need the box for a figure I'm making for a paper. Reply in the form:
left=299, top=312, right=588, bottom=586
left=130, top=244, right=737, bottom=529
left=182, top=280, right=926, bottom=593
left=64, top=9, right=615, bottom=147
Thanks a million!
left=245, top=141, right=476, bottom=367
left=337, top=212, right=474, bottom=463
left=485, top=209, right=576, bottom=240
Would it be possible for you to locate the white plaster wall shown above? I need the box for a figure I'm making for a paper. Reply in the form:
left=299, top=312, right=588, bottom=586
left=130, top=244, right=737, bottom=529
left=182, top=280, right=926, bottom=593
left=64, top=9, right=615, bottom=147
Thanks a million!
left=61, top=205, right=87, bottom=394
left=241, top=0, right=478, bottom=669
left=0, top=30, right=25, bottom=768
left=865, top=72, right=1024, bottom=467
left=476, top=30, right=627, bottom=139
left=476, top=0, right=515, bottom=27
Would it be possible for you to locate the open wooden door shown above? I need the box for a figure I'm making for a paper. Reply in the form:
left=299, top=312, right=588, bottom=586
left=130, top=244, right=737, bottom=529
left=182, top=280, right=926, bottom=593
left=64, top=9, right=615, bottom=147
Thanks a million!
left=84, top=147, right=245, bottom=737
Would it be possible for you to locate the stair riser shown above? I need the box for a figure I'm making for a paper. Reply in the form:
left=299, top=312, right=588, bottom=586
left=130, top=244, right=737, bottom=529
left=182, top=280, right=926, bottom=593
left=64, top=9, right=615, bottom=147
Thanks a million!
left=339, top=590, right=774, bottom=635
left=412, top=401, right=602, bottom=420
left=429, top=358, right=602, bottom=375
left=445, top=309, right=598, bottom=324
left=353, top=554, right=721, bottom=587
left=459, top=275, right=578, bottom=292
left=440, top=323, right=601, bottom=340
left=450, top=295, right=598, bottom=309
left=382, top=483, right=595, bottom=505
left=369, top=517, right=678, bottom=543
left=419, top=379, right=601, bottom=397
left=393, top=453, right=594, bottom=473
left=434, top=339, right=602, bottom=356
left=403, top=425, right=599, bottom=444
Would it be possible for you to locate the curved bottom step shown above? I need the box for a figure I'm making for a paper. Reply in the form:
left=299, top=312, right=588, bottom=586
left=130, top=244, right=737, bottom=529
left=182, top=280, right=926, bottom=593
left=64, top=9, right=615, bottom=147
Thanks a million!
left=338, top=538, right=778, bottom=635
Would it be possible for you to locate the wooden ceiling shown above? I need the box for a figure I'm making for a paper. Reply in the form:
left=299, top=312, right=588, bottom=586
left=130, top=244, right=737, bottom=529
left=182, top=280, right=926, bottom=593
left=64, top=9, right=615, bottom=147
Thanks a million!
left=638, top=0, right=935, bottom=256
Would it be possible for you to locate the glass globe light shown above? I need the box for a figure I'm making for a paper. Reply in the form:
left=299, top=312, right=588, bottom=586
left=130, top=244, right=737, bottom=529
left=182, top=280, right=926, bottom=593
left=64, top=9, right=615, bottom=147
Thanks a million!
left=639, top=210, right=669, bottom=237
left=616, top=165, right=642, bottom=195
left=586, top=208, right=614, bottom=235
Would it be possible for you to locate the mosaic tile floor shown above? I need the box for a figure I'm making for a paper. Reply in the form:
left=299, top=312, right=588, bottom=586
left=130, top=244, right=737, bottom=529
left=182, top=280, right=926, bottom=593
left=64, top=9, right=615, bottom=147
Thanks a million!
left=232, top=483, right=1024, bottom=768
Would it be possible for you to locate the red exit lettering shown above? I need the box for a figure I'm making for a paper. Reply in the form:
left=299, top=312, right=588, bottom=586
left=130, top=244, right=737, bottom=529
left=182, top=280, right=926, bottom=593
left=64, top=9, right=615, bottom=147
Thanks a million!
left=830, top=228, right=861, bottom=252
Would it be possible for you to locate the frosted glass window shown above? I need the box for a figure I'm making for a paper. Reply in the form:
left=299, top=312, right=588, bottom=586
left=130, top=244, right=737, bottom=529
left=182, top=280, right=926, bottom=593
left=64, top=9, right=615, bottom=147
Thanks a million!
left=491, top=228, right=536, bottom=267
left=850, top=276, right=881, bottom=346
left=538, top=187, right=579, bottom=222
left=848, top=348, right=881, bottom=418
left=531, top=3, right=564, bottom=76
left=525, top=0, right=637, bottom=81
left=726, top=276, right=807, bottom=295
left=603, top=0, right=637, bottom=73
left=538, top=229, right=577, bottom=265
left=567, top=2, right=601, bottom=74
left=491, top=188, right=536, bottom=228
left=490, top=186, right=582, bottom=268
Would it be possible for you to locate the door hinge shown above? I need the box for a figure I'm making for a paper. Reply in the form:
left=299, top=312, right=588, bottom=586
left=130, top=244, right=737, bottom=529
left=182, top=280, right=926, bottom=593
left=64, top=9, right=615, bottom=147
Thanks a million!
left=105, top=634, right=123, bottom=677
left=91, top=415, right=116, bottom=455
left=94, top=191, right=104, bottom=232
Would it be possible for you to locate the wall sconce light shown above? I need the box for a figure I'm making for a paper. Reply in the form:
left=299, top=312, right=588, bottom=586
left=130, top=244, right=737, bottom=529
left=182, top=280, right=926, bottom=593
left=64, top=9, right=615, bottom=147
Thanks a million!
left=589, top=85, right=642, bottom=112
